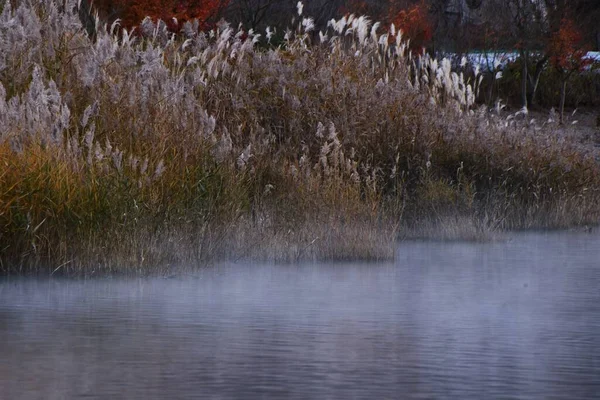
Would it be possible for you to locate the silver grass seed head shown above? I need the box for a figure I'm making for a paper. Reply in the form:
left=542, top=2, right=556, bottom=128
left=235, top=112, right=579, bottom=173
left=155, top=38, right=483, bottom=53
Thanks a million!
left=302, top=18, right=314, bottom=33
left=319, top=31, right=327, bottom=43
left=316, top=122, right=325, bottom=138
left=140, top=158, right=149, bottom=175
left=94, top=142, right=104, bottom=162
left=153, top=159, right=165, bottom=179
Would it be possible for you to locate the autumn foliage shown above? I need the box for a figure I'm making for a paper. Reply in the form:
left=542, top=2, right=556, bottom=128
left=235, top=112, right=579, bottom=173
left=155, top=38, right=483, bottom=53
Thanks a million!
left=548, top=17, right=591, bottom=74
left=92, top=0, right=230, bottom=32
left=390, top=0, right=432, bottom=54
left=338, top=0, right=432, bottom=54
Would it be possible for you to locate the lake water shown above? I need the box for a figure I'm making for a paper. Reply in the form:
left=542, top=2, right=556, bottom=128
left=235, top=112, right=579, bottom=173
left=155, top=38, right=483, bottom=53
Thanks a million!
left=1, top=231, right=599, bottom=399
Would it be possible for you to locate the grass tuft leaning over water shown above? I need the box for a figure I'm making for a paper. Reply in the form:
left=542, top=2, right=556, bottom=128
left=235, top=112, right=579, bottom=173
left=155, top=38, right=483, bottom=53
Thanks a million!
left=1, top=1, right=599, bottom=275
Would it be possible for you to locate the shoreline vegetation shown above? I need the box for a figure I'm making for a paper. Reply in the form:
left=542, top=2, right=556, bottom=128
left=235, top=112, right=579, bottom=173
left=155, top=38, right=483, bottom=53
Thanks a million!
left=1, top=1, right=599, bottom=276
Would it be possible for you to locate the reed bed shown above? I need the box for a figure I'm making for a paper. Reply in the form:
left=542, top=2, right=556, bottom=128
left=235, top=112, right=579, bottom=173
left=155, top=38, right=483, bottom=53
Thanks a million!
left=1, top=0, right=599, bottom=275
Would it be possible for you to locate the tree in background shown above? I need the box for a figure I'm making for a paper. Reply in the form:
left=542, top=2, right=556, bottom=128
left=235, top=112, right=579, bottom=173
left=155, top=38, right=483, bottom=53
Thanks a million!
left=225, top=0, right=344, bottom=32
left=91, top=0, right=230, bottom=32
left=390, top=0, right=433, bottom=54
left=547, top=17, right=592, bottom=124
left=226, top=0, right=280, bottom=31
left=339, top=0, right=382, bottom=19
left=554, top=0, right=600, bottom=51
left=491, top=0, right=549, bottom=110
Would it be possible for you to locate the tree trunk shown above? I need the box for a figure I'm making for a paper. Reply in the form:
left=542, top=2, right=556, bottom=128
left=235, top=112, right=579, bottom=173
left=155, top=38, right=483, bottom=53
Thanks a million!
left=559, top=79, right=567, bottom=125
left=520, top=50, right=528, bottom=110
left=487, top=75, right=495, bottom=106
left=527, top=56, right=547, bottom=107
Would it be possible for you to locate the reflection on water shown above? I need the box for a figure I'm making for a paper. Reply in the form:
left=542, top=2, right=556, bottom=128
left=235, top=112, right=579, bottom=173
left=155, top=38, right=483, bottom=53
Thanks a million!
left=1, top=231, right=599, bottom=399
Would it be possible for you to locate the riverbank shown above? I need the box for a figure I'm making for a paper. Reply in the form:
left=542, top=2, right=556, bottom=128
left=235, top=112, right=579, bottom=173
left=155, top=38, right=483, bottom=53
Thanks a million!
left=1, top=2, right=600, bottom=275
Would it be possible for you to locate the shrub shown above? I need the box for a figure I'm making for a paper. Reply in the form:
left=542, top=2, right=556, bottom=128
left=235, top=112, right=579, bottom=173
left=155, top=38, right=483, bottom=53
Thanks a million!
left=490, top=58, right=600, bottom=109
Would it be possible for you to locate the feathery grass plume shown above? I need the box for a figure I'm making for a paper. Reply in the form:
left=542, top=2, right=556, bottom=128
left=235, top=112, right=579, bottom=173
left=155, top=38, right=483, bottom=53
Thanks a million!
left=0, top=0, right=599, bottom=275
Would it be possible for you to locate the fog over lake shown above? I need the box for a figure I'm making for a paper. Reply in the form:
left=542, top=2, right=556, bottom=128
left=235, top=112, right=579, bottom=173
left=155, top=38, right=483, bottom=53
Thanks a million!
left=1, top=231, right=599, bottom=399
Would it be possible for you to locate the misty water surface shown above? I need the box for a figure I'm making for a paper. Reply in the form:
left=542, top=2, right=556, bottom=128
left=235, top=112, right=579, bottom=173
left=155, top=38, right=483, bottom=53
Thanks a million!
left=1, top=231, right=599, bottom=399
